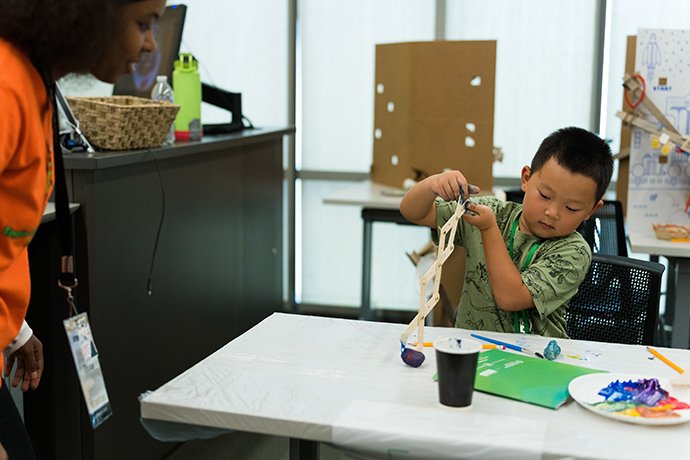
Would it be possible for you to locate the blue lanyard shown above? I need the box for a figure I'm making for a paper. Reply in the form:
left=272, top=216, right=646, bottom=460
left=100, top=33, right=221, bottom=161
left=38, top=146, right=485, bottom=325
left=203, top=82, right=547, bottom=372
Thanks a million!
left=508, top=215, right=540, bottom=333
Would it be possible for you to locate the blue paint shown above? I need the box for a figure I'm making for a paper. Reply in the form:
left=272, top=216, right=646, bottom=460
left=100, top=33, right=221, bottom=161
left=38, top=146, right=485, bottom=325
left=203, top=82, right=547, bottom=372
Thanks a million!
left=400, top=342, right=425, bottom=368
left=543, top=340, right=561, bottom=360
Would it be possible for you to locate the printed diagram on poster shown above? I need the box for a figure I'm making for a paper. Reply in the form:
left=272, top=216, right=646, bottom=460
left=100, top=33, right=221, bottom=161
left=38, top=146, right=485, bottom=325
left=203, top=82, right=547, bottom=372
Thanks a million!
left=625, top=29, right=690, bottom=233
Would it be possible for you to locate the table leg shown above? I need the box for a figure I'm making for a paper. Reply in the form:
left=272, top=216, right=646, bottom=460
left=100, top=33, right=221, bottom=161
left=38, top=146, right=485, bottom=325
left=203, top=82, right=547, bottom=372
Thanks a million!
left=662, top=256, right=675, bottom=327
left=670, top=258, right=690, bottom=349
left=289, top=438, right=319, bottom=460
left=361, top=218, right=373, bottom=321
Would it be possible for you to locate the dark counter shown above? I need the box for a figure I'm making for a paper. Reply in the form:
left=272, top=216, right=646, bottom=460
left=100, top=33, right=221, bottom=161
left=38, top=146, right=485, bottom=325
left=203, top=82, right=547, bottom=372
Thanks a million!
left=26, top=127, right=294, bottom=460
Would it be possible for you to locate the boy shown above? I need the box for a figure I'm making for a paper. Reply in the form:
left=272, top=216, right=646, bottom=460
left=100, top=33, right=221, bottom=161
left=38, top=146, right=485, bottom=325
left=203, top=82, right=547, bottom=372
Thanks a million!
left=400, top=127, right=613, bottom=338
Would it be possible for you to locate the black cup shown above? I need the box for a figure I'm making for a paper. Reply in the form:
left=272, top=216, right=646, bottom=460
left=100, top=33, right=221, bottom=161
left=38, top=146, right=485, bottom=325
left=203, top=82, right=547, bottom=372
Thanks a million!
left=434, top=338, right=481, bottom=408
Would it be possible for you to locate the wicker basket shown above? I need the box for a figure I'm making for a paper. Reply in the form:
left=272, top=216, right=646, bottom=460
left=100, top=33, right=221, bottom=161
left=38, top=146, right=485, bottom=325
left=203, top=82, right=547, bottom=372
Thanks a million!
left=66, top=96, right=180, bottom=151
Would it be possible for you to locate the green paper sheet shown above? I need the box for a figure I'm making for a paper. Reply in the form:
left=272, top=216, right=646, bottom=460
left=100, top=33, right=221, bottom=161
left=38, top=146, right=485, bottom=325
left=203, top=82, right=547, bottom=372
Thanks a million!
left=474, top=349, right=606, bottom=409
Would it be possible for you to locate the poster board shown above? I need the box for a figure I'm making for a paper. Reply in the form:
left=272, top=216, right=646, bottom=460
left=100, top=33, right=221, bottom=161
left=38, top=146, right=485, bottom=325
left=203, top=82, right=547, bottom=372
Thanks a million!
left=371, top=41, right=496, bottom=191
left=627, top=29, right=690, bottom=233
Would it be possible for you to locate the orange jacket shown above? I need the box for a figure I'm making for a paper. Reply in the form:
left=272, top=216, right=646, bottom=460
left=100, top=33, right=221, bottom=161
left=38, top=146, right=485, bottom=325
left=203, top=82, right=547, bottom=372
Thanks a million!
left=0, top=38, right=54, bottom=378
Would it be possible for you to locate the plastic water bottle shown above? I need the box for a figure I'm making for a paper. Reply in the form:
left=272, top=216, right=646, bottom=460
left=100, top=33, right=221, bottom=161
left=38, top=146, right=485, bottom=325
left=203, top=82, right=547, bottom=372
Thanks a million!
left=151, top=75, right=175, bottom=146
left=172, top=53, right=202, bottom=141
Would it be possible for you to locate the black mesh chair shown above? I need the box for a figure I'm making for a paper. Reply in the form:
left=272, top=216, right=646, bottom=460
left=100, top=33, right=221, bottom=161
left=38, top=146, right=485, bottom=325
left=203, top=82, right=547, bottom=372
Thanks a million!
left=565, top=254, right=664, bottom=345
left=578, top=200, right=628, bottom=256
left=504, top=188, right=525, bottom=203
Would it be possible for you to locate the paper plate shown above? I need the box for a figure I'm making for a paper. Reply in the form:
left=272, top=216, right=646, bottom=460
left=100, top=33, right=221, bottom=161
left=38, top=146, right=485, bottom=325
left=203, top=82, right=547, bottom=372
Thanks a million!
left=568, top=373, right=690, bottom=426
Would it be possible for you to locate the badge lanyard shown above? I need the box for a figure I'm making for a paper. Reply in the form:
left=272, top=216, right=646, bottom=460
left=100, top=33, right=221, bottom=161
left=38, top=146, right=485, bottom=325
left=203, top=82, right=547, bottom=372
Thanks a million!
left=48, top=82, right=78, bottom=310
left=508, top=215, right=540, bottom=334
left=48, top=80, right=113, bottom=429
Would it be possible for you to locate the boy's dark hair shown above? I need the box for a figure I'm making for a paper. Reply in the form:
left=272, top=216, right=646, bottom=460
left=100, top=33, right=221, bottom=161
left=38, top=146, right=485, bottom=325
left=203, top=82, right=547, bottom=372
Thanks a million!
left=530, top=127, right=613, bottom=203
left=0, top=0, right=143, bottom=78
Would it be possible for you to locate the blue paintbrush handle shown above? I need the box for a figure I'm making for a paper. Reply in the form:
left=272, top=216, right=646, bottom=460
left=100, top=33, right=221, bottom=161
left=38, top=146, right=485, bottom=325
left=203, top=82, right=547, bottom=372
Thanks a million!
left=470, top=333, right=522, bottom=352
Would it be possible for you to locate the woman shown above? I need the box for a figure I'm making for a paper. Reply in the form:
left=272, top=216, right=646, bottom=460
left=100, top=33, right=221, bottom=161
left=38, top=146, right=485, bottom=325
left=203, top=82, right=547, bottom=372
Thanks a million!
left=0, top=1, right=166, bottom=457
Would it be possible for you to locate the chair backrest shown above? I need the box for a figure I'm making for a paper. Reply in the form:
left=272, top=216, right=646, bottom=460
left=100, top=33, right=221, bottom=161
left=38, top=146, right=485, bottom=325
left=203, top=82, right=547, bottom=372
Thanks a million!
left=504, top=188, right=525, bottom=204
left=578, top=200, right=628, bottom=256
left=565, top=254, right=664, bottom=345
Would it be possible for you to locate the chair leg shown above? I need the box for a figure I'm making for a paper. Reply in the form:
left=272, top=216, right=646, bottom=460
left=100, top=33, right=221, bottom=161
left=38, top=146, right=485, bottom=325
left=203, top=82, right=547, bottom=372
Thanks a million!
left=654, top=314, right=670, bottom=347
left=664, top=258, right=675, bottom=328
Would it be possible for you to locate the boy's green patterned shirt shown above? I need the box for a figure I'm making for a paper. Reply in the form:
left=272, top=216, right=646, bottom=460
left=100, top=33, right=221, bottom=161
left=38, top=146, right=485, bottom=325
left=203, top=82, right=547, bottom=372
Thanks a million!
left=435, top=196, right=591, bottom=338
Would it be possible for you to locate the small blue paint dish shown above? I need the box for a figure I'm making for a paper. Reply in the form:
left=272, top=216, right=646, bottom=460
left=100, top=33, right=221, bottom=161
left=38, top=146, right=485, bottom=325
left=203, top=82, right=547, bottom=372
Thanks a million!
left=400, top=341, right=426, bottom=367
left=543, top=340, right=561, bottom=361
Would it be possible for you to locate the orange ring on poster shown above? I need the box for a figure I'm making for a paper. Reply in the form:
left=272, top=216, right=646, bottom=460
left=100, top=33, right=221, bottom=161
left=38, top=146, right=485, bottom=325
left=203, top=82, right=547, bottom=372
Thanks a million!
left=624, top=73, right=646, bottom=109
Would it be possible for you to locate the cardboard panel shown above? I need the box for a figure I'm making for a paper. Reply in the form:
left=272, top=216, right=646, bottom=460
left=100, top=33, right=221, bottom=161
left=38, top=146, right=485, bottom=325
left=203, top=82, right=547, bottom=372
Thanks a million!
left=616, top=36, right=636, bottom=216
left=410, top=119, right=493, bottom=193
left=372, top=41, right=496, bottom=191
left=434, top=246, right=465, bottom=327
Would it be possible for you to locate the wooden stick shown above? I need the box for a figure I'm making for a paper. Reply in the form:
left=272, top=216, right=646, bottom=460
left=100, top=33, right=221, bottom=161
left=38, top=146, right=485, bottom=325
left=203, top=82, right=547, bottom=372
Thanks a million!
left=400, top=198, right=465, bottom=349
left=623, top=73, right=681, bottom=136
left=615, top=110, right=690, bottom=154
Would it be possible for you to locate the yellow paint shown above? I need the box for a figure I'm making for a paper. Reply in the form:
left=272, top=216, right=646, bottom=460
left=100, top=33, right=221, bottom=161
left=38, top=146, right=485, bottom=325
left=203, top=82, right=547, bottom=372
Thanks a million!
left=619, top=408, right=641, bottom=417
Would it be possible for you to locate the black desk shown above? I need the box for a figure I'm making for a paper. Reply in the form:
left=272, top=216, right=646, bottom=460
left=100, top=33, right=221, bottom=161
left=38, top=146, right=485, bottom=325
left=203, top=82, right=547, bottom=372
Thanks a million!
left=324, top=181, right=415, bottom=320
left=26, top=128, right=293, bottom=460
left=21, top=204, right=82, bottom=460
left=360, top=208, right=414, bottom=320
left=630, top=231, right=690, bottom=349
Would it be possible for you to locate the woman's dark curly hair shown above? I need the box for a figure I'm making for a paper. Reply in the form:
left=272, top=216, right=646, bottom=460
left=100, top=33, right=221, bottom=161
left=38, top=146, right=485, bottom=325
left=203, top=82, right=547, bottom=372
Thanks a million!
left=0, top=0, right=145, bottom=77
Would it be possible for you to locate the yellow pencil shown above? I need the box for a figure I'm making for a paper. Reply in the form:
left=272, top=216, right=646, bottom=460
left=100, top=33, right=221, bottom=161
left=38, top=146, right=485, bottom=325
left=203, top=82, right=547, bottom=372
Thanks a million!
left=647, top=346, right=685, bottom=374
left=413, top=342, right=505, bottom=349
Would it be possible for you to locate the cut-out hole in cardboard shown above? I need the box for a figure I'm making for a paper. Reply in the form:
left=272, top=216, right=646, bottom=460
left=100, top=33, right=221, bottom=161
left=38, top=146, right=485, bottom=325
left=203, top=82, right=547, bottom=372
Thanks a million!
left=377, top=83, right=384, bottom=94
left=387, top=102, right=395, bottom=112
left=391, top=154, right=399, bottom=166
left=375, top=128, right=382, bottom=139
left=470, top=76, right=481, bottom=86
left=465, top=136, right=476, bottom=148
left=465, top=122, right=476, bottom=132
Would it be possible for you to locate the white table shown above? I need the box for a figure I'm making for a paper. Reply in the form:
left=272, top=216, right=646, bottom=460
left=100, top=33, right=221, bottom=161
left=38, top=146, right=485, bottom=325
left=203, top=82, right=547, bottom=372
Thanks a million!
left=629, top=231, right=690, bottom=349
left=141, top=313, right=690, bottom=460
left=323, top=180, right=407, bottom=210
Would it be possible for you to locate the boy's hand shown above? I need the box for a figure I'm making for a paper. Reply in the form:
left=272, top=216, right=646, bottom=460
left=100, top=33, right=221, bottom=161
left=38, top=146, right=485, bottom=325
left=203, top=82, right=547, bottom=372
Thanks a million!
left=428, top=170, right=480, bottom=202
left=462, top=202, right=496, bottom=231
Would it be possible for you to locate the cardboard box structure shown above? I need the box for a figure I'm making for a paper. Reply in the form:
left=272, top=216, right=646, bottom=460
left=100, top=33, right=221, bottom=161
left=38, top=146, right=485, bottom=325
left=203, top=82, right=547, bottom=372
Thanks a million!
left=371, top=41, right=496, bottom=191
left=374, top=41, right=496, bottom=326
left=625, top=29, right=690, bottom=233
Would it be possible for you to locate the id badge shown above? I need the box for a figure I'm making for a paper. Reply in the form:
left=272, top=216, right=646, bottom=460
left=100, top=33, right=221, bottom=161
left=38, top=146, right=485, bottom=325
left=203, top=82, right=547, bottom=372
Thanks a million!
left=64, top=312, right=113, bottom=428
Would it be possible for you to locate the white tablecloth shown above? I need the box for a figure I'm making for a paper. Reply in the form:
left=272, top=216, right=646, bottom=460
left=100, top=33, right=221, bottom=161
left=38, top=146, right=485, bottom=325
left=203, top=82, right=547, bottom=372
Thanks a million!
left=141, top=313, right=690, bottom=459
